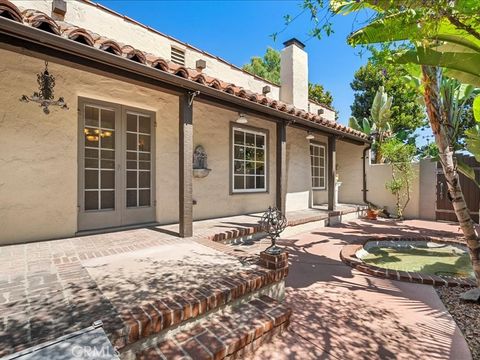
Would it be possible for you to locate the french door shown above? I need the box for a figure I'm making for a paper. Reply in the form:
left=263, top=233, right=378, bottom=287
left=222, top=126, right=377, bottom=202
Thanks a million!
left=77, top=98, right=156, bottom=232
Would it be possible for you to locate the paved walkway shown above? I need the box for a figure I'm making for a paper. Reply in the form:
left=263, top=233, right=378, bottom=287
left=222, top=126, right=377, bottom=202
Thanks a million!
left=239, top=219, right=472, bottom=360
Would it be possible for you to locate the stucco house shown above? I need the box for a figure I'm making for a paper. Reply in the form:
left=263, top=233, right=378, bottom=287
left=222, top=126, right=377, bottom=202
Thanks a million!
left=0, top=0, right=371, bottom=246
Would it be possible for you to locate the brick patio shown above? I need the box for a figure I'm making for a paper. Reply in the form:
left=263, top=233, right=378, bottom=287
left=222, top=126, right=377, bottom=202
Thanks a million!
left=0, top=205, right=364, bottom=357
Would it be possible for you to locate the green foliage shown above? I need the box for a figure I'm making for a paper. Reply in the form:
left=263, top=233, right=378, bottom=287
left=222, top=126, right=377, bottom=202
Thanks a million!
left=351, top=86, right=393, bottom=163
left=474, top=95, right=480, bottom=121
left=308, top=83, right=333, bottom=107
left=243, top=47, right=335, bottom=108
left=440, top=79, right=479, bottom=151
left=465, top=95, right=480, bottom=162
left=243, top=47, right=281, bottom=85
left=350, top=47, right=426, bottom=143
left=381, top=138, right=416, bottom=218
left=340, top=0, right=480, bottom=86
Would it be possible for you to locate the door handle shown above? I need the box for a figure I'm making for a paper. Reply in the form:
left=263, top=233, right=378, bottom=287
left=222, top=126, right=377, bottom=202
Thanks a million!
left=439, top=182, right=444, bottom=200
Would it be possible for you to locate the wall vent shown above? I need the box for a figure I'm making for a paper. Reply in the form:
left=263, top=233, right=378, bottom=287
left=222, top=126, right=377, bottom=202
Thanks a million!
left=171, top=47, right=185, bottom=65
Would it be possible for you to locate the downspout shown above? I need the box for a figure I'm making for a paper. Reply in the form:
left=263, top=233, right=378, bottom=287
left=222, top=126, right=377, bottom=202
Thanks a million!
left=362, top=144, right=371, bottom=205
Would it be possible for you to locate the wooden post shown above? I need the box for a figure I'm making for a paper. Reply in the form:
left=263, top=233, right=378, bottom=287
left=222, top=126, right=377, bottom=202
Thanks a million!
left=276, top=121, right=287, bottom=214
left=179, top=92, right=194, bottom=237
left=328, top=135, right=337, bottom=211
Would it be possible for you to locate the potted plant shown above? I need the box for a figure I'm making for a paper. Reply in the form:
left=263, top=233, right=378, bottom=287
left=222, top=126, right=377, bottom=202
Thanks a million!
left=366, top=203, right=381, bottom=220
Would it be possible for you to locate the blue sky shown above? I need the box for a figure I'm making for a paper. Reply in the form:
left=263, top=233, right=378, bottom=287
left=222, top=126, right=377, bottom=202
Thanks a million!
left=98, top=1, right=375, bottom=125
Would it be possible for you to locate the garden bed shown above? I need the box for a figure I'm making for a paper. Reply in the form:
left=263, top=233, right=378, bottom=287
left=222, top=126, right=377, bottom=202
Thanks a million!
left=436, top=286, right=480, bottom=360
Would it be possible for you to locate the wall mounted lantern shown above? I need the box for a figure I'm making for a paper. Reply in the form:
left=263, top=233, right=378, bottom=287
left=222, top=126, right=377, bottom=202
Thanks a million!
left=20, top=61, right=68, bottom=114
left=306, top=132, right=315, bottom=140
left=236, top=113, right=248, bottom=124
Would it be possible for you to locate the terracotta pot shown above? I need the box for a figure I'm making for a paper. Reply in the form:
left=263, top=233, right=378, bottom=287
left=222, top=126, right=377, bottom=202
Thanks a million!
left=366, top=209, right=379, bottom=220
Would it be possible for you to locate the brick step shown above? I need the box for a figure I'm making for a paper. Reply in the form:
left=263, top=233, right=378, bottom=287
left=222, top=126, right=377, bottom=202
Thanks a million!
left=112, top=255, right=289, bottom=351
left=136, top=295, right=291, bottom=360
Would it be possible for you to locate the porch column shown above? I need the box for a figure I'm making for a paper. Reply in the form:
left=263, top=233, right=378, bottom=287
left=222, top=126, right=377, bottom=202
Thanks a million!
left=328, top=135, right=337, bottom=211
left=276, top=121, right=287, bottom=214
left=179, top=92, right=193, bottom=237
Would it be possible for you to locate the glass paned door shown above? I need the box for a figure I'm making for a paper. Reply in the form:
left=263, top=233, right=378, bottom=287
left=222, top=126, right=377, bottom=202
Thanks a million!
left=122, top=110, right=155, bottom=225
left=78, top=98, right=156, bottom=232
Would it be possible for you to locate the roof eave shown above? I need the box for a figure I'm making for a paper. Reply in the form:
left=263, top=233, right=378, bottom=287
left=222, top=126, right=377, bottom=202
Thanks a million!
left=0, top=17, right=370, bottom=144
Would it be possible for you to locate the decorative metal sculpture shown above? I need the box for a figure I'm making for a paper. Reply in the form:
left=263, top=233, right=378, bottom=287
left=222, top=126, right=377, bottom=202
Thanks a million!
left=20, top=61, right=68, bottom=114
left=260, top=206, right=287, bottom=255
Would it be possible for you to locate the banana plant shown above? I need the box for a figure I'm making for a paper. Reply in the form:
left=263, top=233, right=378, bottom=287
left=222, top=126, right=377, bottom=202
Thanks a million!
left=332, top=0, right=480, bottom=288
left=332, top=0, right=480, bottom=86
left=466, top=95, right=480, bottom=161
left=349, top=86, right=393, bottom=163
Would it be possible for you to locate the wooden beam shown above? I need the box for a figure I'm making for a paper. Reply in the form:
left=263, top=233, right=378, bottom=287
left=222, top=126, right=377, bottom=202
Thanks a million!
left=276, top=122, right=287, bottom=214
left=328, top=136, right=337, bottom=211
left=179, top=92, right=194, bottom=237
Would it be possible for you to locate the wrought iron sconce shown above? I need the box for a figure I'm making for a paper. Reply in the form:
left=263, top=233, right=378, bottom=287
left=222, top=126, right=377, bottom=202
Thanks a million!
left=260, top=206, right=287, bottom=255
left=20, top=61, right=68, bottom=114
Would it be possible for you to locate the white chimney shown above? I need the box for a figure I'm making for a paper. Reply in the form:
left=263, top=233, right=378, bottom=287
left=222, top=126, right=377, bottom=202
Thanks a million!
left=280, top=38, right=308, bottom=111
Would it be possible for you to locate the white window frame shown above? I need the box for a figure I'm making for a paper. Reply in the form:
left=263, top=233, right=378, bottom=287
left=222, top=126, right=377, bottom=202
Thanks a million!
left=232, top=126, right=268, bottom=194
left=310, top=142, right=326, bottom=190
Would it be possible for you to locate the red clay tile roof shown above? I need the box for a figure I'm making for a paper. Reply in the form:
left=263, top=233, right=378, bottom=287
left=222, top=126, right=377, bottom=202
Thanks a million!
left=0, top=0, right=368, bottom=140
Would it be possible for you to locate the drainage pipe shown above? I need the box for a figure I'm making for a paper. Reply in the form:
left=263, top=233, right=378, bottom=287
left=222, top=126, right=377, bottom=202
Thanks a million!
left=362, top=144, right=371, bottom=205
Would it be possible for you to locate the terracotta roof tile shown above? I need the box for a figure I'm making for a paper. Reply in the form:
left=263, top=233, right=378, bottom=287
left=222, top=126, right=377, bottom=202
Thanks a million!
left=95, top=37, right=122, bottom=55
left=61, top=26, right=96, bottom=46
left=22, top=9, right=60, bottom=35
left=1, top=0, right=368, bottom=140
left=0, top=0, right=22, bottom=23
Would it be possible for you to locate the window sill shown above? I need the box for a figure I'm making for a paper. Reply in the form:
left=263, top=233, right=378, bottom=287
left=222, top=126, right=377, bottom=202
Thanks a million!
left=231, top=189, right=269, bottom=195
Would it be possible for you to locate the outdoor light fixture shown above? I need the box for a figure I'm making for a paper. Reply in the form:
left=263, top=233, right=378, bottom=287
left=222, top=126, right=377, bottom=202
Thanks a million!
left=306, top=132, right=315, bottom=140
left=236, top=113, right=248, bottom=124
left=20, top=61, right=68, bottom=114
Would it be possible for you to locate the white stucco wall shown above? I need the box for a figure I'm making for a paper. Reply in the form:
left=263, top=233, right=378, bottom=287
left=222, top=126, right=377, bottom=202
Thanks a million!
left=337, top=143, right=428, bottom=219
left=11, top=0, right=281, bottom=100
left=336, top=141, right=365, bottom=205
left=419, top=158, right=437, bottom=220
left=308, top=101, right=336, bottom=122
left=367, top=162, right=421, bottom=218
left=0, top=48, right=181, bottom=244
left=193, top=103, right=276, bottom=220
left=0, top=47, right=289, bottom=244
left=285, top=127, right=311, bottom=211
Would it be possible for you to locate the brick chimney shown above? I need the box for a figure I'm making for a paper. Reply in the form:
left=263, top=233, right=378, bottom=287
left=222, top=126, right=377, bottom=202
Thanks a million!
left=280, top=38, right=308, bottom=111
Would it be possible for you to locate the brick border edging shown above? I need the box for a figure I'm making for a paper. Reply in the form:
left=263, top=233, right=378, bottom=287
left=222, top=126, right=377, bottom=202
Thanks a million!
left=340, top=236, right=476, bottom=288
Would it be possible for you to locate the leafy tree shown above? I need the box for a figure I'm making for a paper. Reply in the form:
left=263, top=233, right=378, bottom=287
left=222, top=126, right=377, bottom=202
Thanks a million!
left=381, top=138, right=416, bottom=219
left=308, top=83, right=333, bottom=107
left=243, top=48, right=335, bottom=109
left=350, top=47, right=426, bottom=143
left=242, top=47, right=281, bottom=85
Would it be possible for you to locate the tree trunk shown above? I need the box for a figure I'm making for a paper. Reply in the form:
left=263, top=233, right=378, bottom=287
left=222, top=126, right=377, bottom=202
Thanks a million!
left=422, top=65, right=480, bottom=287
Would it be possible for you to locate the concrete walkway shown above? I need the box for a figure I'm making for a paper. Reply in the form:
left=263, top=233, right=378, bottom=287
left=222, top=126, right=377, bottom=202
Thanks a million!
left=243, top=219, right=471, bottom=360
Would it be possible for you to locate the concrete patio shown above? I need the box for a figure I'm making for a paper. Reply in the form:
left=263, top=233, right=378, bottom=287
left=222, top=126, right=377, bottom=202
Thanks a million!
left=239, top=219, right=471, bottom=360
